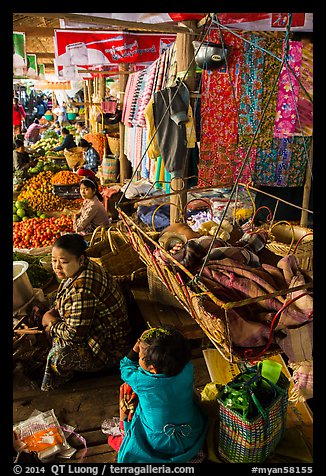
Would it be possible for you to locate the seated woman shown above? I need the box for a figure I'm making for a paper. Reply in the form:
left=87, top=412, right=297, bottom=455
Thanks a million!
left=41, top=233, right=133, bottom=391
left=73, top=177, right=111, bottom=235
left=52, top=127, right=76, bottom=152
left=13, top=139, right=35, bottom=190
left=107, top=327, right=208, bottom=463
left=78, top=138, right=101, bottom=173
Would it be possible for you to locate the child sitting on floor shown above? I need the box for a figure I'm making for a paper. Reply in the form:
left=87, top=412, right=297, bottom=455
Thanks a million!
left=107, top=326, right=208, bottom=463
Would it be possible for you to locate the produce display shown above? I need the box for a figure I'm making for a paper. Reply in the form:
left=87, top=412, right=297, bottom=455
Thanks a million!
left=84, top=133, right=107, bottom=159
left=13, top=215, right=74, bottom=249
left=13, top=200, right=43, bottom=222
left=17, top=171, right=82, bottom=212
left=27, top=158, right=68, bottom=175
left=13, top=251, right=53, bottom=288
left=30, top=136, right=61, bottom=155
left=51, top=170, right=82, bottom=185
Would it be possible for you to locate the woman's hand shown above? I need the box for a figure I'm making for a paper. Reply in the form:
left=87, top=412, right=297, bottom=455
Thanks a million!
left=42, top=308, right=60, bottom=328
left=133, top=338, right=141, bottom=353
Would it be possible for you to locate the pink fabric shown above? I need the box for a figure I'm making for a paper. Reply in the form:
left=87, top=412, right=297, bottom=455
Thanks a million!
left=274, top=41, right=303, bottom=137
left=294, top=40, right=313, bottom=136
left=122, top=73, right=138, bottom=126
left=101, top=100, right=117, bottom=114
left=135, top=60, right=158, bottom=127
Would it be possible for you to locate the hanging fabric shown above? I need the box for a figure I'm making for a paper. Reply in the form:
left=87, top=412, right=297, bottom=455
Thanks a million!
left=122, top=73, right=138, bottom=127
left=237, top=32, right=265, bottom=149
left=294, top=39, right=313, bottom=136
left=199, top=29, right=244, bottom=186
left=273, top=40, right=303, bottom=137
left=134, top=60, right=158, bottom=127
left=152, top=82, right=189, bottom=174
left=257, top=37, right=283, bottom=149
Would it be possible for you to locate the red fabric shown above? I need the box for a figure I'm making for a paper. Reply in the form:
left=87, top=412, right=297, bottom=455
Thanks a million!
left=108, top=435, right=123, bottom=452
left=198, top=29, right=244, bottom=187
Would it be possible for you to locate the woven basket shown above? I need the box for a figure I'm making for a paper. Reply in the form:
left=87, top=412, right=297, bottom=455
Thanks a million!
left=147, top=268, right=184, bottom=309
left=117, top=208, right=314, bottom=363
left=217, top=369, right=289, bottom=463
left=86, top=226, right=144, bottom=283
left=265, top=221, right=313, bottom=271
left=106, top=133, right=120, bottom=156
left=64, top=147, right=85, bottom=170
left=52, top=183, right=81, bottom=199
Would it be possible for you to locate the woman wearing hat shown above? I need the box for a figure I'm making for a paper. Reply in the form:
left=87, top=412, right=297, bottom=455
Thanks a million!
left=73, top=177, right=111, bottom=235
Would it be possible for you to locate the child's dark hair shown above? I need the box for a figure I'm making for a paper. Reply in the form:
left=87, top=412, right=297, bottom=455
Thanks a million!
left=141, top=326, right=191, bottom=376
left=80, top=178, right=103, bottom=201
left=53, top=233, right=88, bottom=258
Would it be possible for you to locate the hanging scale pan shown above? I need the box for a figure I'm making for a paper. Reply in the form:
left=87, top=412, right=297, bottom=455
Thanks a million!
left=192, top=41, right=229, bottom=70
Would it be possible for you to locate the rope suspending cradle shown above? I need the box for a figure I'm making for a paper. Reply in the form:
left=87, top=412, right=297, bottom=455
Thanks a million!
left=115, top=14, right=313, bottom=363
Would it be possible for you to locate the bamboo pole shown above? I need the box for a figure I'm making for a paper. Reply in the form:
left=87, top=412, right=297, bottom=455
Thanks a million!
left=170, top=20, right=197, bottom=224
left=118, top=63, right=131, bottom=182
left=83, top=81, right=89, bottom=129
left=300, top=141, right=313, bottom=227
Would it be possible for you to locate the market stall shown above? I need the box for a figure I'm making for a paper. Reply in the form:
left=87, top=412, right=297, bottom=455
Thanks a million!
left=12, top=12, right=313, bottom=466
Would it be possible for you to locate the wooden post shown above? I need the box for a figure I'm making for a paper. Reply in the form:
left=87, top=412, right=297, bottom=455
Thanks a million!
left=300, top=140, right=313, bottom=227
left=119, top=63, right=131, bottom=183
left=83, top=81, right=89, bottom=129
left=170, top=20, right=197, bottom=224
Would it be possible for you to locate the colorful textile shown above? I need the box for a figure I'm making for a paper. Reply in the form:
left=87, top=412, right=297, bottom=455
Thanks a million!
left=238, top=33, right=265, bottom=149
left=274, top=41, right=303, bottom=137
left=253, top=136, right=311, bottom=186
left=233, top=146, right=257, bottom=185
left=135, top=60, right=158, bottom=127
left=199, top=29, right=244, bottom=186
left=119, top=382, right=139, bottom=422
left=294, top=39, right=313, bottom=136
left=129, top=70, right=146, bottom=126
left=257, top=38, right=283, bottom=149
left=287, top=136, right=312, bottom=186
left=200, top=30, right=244, bottom=151
left=122, top=73, right=138, bottom=127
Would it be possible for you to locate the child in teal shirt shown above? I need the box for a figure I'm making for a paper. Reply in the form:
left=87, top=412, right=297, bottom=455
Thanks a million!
left=108, top=326, right=208, bottom=463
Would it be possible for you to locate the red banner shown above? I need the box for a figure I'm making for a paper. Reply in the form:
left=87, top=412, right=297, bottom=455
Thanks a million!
left=54, top=30, right=176, bottom=68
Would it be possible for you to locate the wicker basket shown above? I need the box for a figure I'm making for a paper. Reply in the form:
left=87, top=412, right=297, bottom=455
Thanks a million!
left=86, top=226, right=145, bottom=283
left=118, top=208, right=313, bottom=363
left=265, top=221, right=313, bottom=271
left=52, top=184, right=81, bottom=199
left=106, top=133, right=120, bottom=156
left=64, top=147, right=85, bottom=170
left=147, top=268, right=184, bottom=309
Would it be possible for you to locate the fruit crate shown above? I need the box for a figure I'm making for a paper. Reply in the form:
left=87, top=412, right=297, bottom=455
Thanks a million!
left=52, top=184, right=81, bottom=199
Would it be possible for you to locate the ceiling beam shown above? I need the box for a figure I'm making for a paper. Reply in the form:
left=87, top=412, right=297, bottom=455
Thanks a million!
left=21, top=13, right=200, bottom=34
left=16, top=27, right=55, bottom=37
left=27, top=52, right=55, bottom=58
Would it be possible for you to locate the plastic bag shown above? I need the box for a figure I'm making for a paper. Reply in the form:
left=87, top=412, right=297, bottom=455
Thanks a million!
left=13, top=409, right=70, bottom=462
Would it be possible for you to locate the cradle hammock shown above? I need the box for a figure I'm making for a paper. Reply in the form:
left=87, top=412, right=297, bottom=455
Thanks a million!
left=116, top=199, right=313, bottom=364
